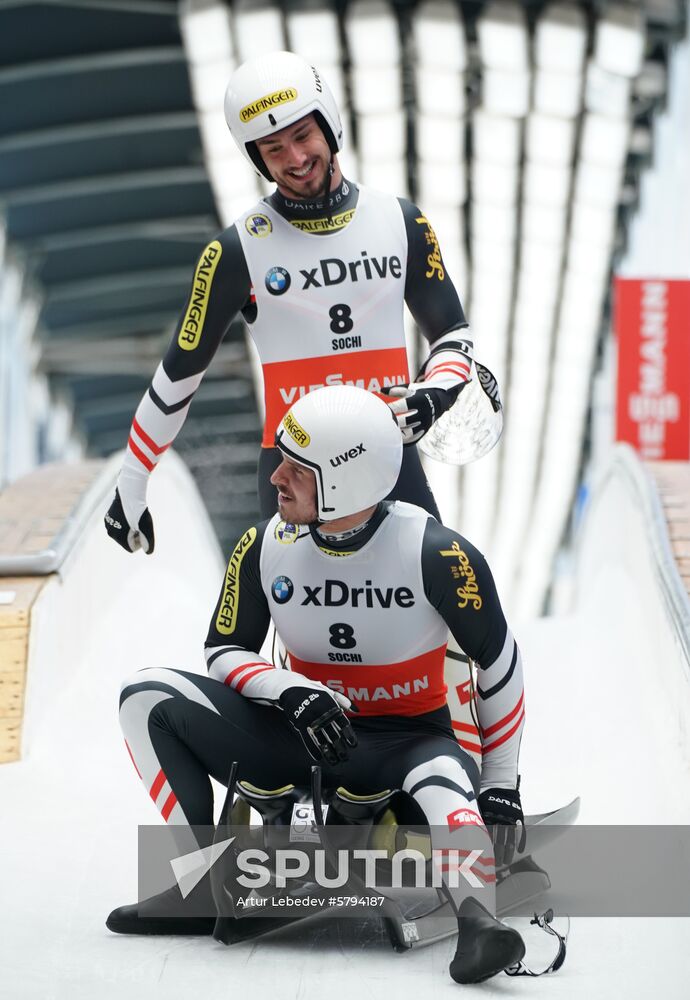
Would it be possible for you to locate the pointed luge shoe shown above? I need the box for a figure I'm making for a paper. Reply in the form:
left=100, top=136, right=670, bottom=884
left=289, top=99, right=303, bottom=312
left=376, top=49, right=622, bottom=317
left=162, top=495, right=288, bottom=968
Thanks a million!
left=449, top=897, right=525, bottom=984
left=106, top=880, right=216, bottom=936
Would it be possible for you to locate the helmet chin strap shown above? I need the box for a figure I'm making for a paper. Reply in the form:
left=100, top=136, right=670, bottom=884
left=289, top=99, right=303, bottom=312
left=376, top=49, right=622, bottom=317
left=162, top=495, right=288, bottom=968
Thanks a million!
left=323, top=156, right=335, bottom=216
left=315, top=505, right=378, bottom=540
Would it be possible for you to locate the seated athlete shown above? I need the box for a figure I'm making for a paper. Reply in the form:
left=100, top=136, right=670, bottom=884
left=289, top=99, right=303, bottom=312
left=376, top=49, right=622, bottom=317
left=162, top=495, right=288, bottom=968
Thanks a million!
left=108, top=385, right=527, bottom=984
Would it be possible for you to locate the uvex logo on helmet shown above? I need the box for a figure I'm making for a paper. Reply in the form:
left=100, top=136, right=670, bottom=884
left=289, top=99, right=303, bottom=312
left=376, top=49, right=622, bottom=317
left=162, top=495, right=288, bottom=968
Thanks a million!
left=239, top=88, right=298, bottom=123
left=330, top=443, right=365, bottom=468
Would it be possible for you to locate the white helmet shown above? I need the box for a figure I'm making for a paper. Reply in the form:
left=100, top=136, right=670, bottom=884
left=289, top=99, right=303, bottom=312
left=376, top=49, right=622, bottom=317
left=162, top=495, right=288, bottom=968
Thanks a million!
left=275, top=386, right=402, bottom=522
left=224, top=51, right=343, bottom=181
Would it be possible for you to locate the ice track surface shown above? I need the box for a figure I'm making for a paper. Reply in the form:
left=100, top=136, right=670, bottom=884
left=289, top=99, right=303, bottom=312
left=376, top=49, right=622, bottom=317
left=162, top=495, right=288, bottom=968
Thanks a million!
left=2, top=448, right=689, bottom=999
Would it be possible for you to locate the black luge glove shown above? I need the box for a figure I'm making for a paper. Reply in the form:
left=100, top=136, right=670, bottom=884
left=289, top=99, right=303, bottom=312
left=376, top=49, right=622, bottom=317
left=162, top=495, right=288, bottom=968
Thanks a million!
left=385, top=382, right=464, bottom=445
left=104, top=488, right=155, bottom=554
left=478, top=782, right=526, bottom=868
left=279, top=687, right=358, bottom=765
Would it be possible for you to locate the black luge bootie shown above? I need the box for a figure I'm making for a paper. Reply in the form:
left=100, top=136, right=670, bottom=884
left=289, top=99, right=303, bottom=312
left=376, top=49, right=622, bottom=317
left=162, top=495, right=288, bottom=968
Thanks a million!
left=106, top=878, right=216, bottom=936
left=449, top=897, right=525, bottom=984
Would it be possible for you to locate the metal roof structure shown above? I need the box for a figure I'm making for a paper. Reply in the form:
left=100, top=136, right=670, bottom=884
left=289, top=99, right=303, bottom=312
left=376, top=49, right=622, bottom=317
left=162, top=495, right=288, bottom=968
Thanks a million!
left=0, top=0, right=261, bottom=549
left=1, top=0, right=686, bottom=584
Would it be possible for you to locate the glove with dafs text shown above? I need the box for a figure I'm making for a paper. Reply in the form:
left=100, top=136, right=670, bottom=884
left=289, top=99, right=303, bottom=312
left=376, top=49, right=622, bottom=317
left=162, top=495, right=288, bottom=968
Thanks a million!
left=104, top=488, right=155, bottom=555
left=385, top=381, right=465, bottom=445
left=477, top=783, right=527, bottom=868
left=278, top=686, right=358, bottom=765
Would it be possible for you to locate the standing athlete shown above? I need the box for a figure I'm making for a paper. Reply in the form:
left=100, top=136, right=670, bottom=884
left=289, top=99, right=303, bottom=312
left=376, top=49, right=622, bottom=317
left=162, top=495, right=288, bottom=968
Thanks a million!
left=109, top=386, right=527, bottom=985
left=103, top=51, right=474, bottom=555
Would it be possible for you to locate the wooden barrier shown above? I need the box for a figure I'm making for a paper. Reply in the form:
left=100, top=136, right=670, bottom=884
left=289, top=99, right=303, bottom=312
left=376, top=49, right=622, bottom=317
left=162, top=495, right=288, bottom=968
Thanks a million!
left=0, top=578, right=47, bottom=762
left=0, top=461, right=106, bottom=762
left=647, top=461, right=690, bottom=601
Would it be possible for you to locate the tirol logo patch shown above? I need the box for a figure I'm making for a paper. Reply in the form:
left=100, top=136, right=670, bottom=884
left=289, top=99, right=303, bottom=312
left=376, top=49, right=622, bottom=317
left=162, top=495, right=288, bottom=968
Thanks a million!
left=265, top=266, right=291, bottom=295
left=447, top=808, right=484, bottom=831
left=275, top=521, right=300, bottom=544
left=239, top=88, right=298, bottom=123
left=282, top=410, right=310, bottom=448
left=245, top=214, right=272, bottom=238
left=272, top=576, right=294, bottom=604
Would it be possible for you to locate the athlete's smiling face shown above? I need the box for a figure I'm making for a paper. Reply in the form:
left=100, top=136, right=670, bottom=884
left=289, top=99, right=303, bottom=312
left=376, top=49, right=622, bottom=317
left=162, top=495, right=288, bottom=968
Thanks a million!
left=270, top=455, right=318, bottom=524
left=255, top=114, right=339, bottom=200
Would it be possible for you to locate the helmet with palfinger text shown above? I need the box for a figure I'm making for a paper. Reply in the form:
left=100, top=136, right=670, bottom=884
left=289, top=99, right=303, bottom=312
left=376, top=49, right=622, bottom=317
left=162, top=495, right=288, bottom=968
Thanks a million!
left=275, top=386, right=402, bottom=522
left=224, top=51, right=343, bottom=181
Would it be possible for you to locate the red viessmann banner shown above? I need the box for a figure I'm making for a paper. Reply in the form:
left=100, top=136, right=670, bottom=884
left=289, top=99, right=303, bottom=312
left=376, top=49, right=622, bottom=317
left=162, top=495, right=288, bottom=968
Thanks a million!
left=615, top=277, right=690, bottom=460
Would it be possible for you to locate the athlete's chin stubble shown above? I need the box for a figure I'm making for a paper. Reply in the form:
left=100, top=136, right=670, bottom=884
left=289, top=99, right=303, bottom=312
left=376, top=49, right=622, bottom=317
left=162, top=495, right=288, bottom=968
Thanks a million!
left=278, top=499, right=316, bottom=525
left=278, top=162, right=329, bottom=201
